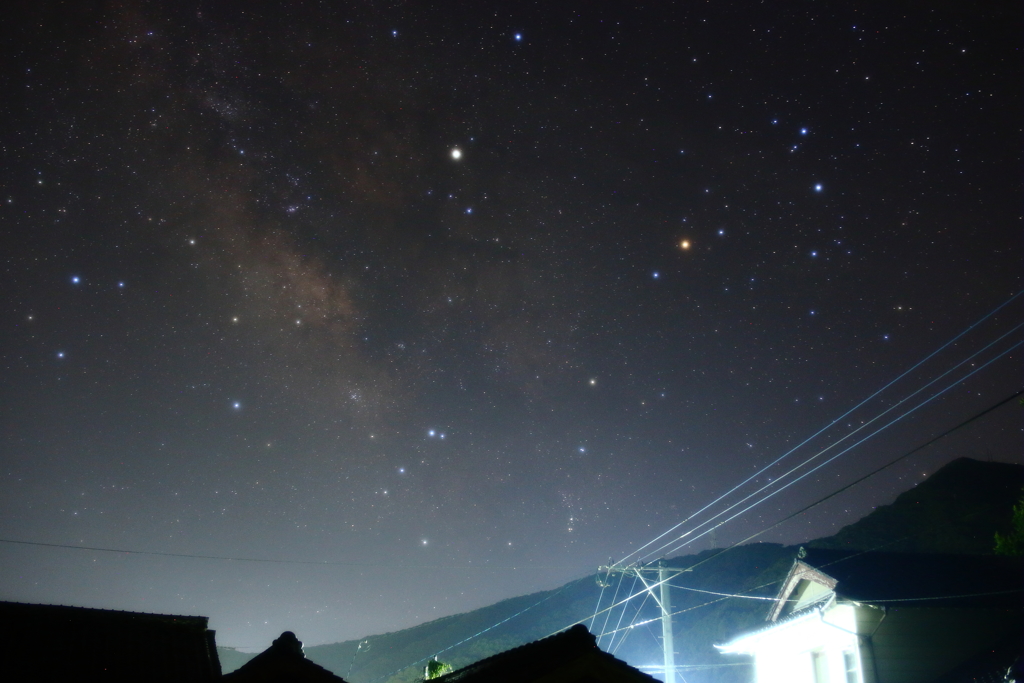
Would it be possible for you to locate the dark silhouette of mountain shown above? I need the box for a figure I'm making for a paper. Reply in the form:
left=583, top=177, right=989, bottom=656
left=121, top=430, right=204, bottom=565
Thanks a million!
left=808, top=457, right=1023, bottom=554
left=220, top=457, right=1022, bottom=683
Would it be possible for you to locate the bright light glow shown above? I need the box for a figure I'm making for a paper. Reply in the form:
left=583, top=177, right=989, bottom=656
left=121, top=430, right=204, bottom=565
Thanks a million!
left=680, top=239, right=691, bottom=250
left=451, top=148, right=462, bottom=159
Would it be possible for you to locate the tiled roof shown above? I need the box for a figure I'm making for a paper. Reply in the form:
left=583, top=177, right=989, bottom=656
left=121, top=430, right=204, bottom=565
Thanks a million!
left=781, top=549, right=1023, bottom=612
left=223, top=631, right=348, bottom=682
left=0, top=600, right=221, bottom=681
left=434, top=624, right=658, bottom=683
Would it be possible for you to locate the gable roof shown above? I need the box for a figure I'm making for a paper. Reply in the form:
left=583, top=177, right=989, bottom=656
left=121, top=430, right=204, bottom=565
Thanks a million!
left=0, top=600, right=221, bottom=681
left=433, top=624, right=658, bottom=683
left=223, top=631, right=348, bottom=682
left=769, top=548, right=1023, bottom=621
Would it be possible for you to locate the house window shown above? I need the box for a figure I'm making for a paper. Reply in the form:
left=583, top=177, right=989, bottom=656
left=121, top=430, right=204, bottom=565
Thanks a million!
left=812, top=650, right=829, bottom=683
left=843, top=649, right=861, bottom=683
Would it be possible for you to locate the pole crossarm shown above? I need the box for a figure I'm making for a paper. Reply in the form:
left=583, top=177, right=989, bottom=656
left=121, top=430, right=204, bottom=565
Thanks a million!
left=596, top=561, right=688, bottom=683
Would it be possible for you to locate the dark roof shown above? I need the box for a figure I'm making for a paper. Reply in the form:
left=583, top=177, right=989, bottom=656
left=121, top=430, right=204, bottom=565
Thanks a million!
left=434, top=624, right=658, bottom=683
left=0, top=600, right=221, bottom=682
left=773, top=548, right=1023, bottom=619
left=223, top=631, right=348, bottom=682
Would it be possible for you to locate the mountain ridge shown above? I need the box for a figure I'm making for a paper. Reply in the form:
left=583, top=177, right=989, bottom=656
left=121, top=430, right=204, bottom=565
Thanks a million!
left=219, top=457, right=1023, bottom=682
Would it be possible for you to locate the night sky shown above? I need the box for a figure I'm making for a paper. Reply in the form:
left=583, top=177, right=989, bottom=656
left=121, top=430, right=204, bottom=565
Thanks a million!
left=1, top=1, right=1020, bottom=651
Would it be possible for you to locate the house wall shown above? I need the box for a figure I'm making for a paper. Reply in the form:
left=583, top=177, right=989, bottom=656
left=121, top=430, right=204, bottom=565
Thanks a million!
left=725, top=605, right=866, bottom=683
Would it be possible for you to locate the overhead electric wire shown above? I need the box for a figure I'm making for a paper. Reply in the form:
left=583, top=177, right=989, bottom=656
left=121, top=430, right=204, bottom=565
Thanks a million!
left=612, top=289, right=1023, bottom=569
left=588, top=574, right=609, bottom=633
left=598, top=569, right=626, bottom=651
left=565, top=386, right=1022, bottom=639
left=371, top=579, right=579, bottom=683
left=659, top=343, right=1023, bottom=558
left=678, top=385, right=1024, bottom=570
left=0, top=537, right=579, bottom=570
left=646, top=332, right=1024, bottom=561
left=595, top=570, right=629, bottom=648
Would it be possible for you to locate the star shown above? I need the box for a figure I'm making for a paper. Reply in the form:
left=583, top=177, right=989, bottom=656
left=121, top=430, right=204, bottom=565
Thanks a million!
left=680, top=239, right=691, bottom=250
left=70, top=276, right=80, bottom=284
left=451, top=148, right=462, bottom=160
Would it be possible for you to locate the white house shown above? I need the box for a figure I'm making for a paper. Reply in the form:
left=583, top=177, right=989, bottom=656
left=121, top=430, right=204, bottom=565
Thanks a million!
left=717, top=548, right=1021, bottom=683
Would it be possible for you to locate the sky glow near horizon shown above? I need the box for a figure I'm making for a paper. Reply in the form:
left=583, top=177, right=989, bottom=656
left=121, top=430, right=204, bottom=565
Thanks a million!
left=0, top=0, right=1020, bottom=650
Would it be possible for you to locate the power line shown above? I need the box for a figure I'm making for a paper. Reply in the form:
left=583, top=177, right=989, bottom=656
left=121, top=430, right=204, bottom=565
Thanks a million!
left=566, top=387, right=1022, bottom=637
left=0, top=538, right=578, bottom=570
left=655, top=338, right=1023, bottom=558
left=614, top=289, right=1023, bottom=568
left=678, top=386, right=1024, bottom=573
left=638, top=324, right=1024, bottom=563
left=369, top=579, right=579, bottom=682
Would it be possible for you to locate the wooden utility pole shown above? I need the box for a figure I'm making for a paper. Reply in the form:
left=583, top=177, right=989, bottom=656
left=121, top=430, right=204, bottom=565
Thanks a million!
left=658, top=560, right=675, bottom=683
left=597, top=561, right=688, bottom=683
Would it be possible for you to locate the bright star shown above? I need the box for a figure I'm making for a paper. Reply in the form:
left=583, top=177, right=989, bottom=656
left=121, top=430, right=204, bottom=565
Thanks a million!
left=589, top=378, right=597, bottom=386
left=57, top=351, right=65, bottom=359
left=652, top=271, right=660, bottom=279
left=680, top=239, right=691, bottom=249
left=71, top=276, right=80, bottom=284
left=814, top=184, right=823, bottom=192
left=514, top=33, right=522, bottom=41
left=800, top=128, right=808, bottom=135
left=232, top=402, right=241, bottom=410
left=451, top=148, right=462, bottom=160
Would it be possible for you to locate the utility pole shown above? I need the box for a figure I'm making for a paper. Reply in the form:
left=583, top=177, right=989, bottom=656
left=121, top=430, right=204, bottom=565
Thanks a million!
left=658, top=560, right=676, bottom=683
left=597, top=561, right=687, bottom=683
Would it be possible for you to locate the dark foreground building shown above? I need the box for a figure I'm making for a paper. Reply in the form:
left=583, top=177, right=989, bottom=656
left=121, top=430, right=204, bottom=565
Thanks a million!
left=223, top=631, right=347, bottom=682
left=0, top=600, right=221, bottom=681
left=433, top=624, right=658, bottom=683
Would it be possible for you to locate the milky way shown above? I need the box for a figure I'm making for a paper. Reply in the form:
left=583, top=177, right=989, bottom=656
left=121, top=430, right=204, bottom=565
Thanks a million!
left=1, top=1, right=1020, bottom=647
